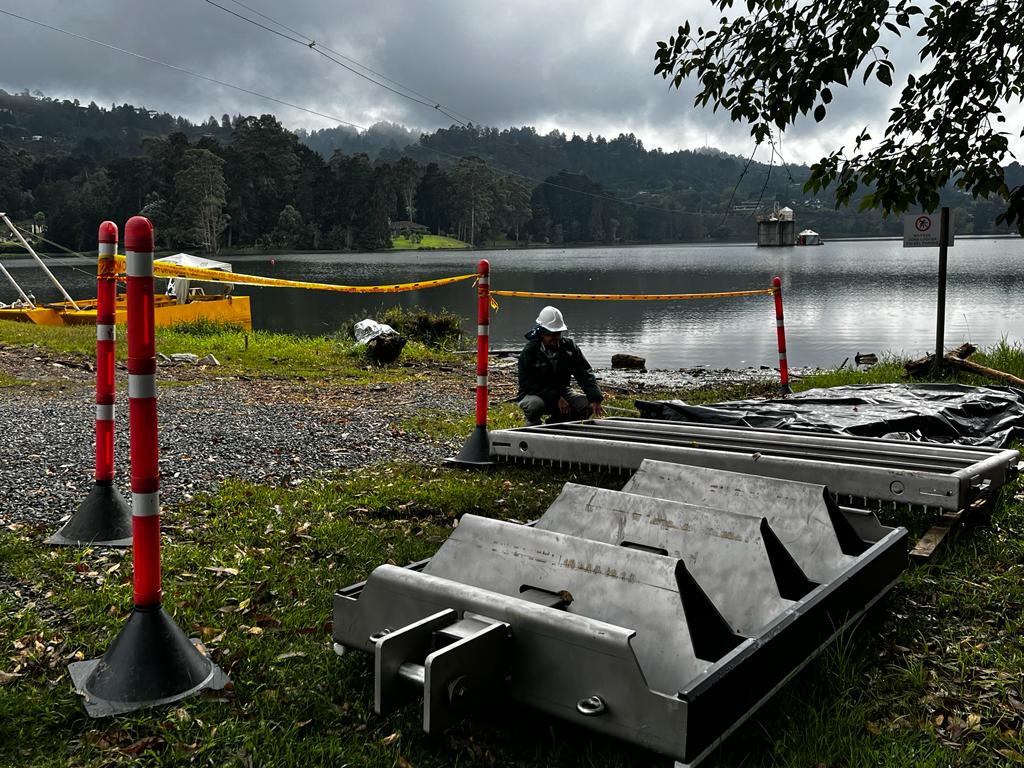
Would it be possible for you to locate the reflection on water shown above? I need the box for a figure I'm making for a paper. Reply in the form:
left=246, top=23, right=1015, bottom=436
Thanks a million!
left=4, top=239, right=1023, bottom=369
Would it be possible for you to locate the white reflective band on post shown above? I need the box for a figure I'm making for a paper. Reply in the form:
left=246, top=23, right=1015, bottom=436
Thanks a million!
left=779, top=353, right=787, bottom=361
left=776, top=318, right=785, bottom=326
left=98, top=243, right=116, bottom=256
left=478, top=275, right=490, bottom=286
left=477, top=324, right=489, bottom=336
left=97, top=323, right=115, bottom=342
left=477, top=375, right=488, bottom=387
left=132, top=491, right=160, bottom=517
left=96, top=403, right=114, bottom=421
left=125, top=250, right=154, bottom=277
left=128, top=373, right=157, bottom=399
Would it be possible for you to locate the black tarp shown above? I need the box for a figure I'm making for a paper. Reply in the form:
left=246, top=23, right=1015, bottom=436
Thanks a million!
left=636, top=383, right=1024, bottom=447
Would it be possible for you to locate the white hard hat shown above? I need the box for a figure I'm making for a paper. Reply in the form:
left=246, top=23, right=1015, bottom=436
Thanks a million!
left=536, top=305, right=568, bottom=332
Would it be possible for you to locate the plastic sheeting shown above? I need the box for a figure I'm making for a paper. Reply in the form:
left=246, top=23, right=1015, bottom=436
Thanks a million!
left=636, top=383, right=1024, bottom=447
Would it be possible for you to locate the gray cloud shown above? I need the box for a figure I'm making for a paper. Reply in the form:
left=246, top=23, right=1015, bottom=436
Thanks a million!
left=3, top=1, right=1012, bottom=167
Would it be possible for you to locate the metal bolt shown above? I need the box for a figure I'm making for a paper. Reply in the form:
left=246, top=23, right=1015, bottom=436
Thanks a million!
left=576, top=695, right=606, bottom=716
left=448, top=675, right=470, bottom=706
left=368, top=628, right=392, bottom=643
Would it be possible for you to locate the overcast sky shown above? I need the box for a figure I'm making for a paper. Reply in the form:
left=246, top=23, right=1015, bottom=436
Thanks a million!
left=0, top=0, right=995, bottom=167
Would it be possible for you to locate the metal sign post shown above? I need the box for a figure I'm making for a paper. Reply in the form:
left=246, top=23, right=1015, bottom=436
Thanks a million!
left=935, top=207, right=951, bottom=370
left=903, top=207, right=953, bottom=370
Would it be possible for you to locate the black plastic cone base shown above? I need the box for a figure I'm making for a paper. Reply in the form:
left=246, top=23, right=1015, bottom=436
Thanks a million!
left=68, top=605, right=229, bottom=717
left=47, top=481, right=132, bottom=547
left=445, top=425, right=494, bottom=467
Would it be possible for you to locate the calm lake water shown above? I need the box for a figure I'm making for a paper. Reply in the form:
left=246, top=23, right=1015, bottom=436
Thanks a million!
left=5, top=239, right=1023, bottom=369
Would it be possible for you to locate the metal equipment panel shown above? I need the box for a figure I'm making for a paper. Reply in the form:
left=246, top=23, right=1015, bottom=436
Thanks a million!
left=425, top=514, right=711, bottom=691
left=333, top=466, right=910, bottom=766
left=620, top=461, right=862, bottom=582
left=536, top=484, right=797, bottom=632
left=488, top=418, right=1019, bottom=510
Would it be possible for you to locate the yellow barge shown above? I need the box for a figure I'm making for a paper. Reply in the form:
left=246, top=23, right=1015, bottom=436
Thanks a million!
left=0, top=214, right=253, bottom=329
left=0, top=293, right=252, bottom=328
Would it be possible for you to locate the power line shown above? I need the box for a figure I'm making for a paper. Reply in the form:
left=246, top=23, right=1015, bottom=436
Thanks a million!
left=0, top=7, right=718, bottom=222
left=199, top=3, right=700, bottom=214
left=0, top=8, right=366, bottom=130
left=709, top=143, right=760, bottom=236
left=204, top=0, right=468, bottom=126
left=223, top=0, right=476, bottom=125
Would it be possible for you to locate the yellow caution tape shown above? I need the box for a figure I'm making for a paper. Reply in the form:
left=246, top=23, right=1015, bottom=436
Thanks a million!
left=489, top=288, right=775, bottom=301
left=113, top=255, right=477, bottom=294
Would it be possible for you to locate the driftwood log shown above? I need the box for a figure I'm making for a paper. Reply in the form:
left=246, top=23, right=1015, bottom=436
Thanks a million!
left=611, top=353, right=646, bottom=370
left=905, top=342, right=1024, bottom=387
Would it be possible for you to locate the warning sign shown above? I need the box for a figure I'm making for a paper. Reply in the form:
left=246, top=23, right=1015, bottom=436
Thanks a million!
left=904, top=212, right=954, bottom=247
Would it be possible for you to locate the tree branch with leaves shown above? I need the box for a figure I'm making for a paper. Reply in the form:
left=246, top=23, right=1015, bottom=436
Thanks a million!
left=655, top=0, right=1024, bottom=230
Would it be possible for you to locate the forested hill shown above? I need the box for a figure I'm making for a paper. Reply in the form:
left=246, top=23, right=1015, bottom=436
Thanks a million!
left=0, top=89, right=1019, bottom=254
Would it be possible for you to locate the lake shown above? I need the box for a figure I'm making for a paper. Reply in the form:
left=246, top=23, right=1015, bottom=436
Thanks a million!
left=3, top=238, right=1022, bottom=369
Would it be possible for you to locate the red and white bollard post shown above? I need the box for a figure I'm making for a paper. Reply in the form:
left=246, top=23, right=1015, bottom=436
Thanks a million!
left=772, top=276, right=792, bottom=395
left=68, top=216, right=227, bottom=717
left=448, top=259, right=493, bottom=465
left=48, top=221, right=132, bottom=546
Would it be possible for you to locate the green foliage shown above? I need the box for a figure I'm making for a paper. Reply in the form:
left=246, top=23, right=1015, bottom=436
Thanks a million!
left=654, top=0, right=1024, bottom=231
left=341, top=305, right=465, bottom=350
left=0, top=319, right=453, bottom=382
left=3, top=89, right=1021, bottom=250
left=163, top=317, right=247, bottom=336
left=389, top=233, right=469, bottom=250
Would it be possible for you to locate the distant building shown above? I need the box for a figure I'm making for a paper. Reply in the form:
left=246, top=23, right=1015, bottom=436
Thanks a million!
left=797, top=229, right=822, bottom=246
left=756, top=206, right=796, bottom=247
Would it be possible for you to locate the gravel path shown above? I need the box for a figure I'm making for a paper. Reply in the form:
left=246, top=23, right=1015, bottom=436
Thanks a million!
left=0, top=344, right=798, bottom=531
left=0, top=345, right=474, bottom=530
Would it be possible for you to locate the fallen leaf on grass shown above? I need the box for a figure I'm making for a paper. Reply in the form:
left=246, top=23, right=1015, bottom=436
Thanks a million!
left=205, top=567, right=240, bottom=576
left=0, top=670, right=23, bottom=685
left=120, top=736, right=164, bottom=755
left=398, top=757, right=414, bottom=768
left=274, top=651, right=307, bottom=662
left=966, top=713, right=982, bottom=729
left=381, top=732, right=399, bottom=747
left=998, top=749, right=1024, bottom=763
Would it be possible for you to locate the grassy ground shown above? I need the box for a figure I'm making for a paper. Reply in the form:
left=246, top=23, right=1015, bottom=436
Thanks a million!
left=390, top=235, right=470, bottom=250
left=0, top=318, right=457, bottom=383
left=1, top=332, right=1023, bottom=766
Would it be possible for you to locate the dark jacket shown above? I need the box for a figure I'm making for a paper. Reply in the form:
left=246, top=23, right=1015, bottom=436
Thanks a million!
left=517, top=327, right=603, bottom=407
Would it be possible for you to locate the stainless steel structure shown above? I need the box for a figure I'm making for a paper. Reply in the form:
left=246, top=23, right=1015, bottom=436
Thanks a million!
left=488, top=417, right=1019, bottom=511
left=333, top=462, right=908, bottom=766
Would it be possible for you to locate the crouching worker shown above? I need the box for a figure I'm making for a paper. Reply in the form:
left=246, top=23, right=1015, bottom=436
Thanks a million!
left=517, top=306, right=604, bottom=426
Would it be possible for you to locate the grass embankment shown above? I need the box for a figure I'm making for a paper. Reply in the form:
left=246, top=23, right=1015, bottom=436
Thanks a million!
left=0, top=328, right=1023, bottom=766
left=390, top=234, right=469, bottom=250
left=0, top=318, right=457, bottom=383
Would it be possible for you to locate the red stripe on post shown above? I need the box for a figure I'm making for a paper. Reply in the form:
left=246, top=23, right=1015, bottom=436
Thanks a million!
left=772, top=276, right=791, bottom=395
left=125, top=216, right=162, bottom=608
left=96, top=420, right=115, bottom=484
left=132, top=514, right=162, bottom=606
left=95, top=221, right=118, bottom=483
left=475, top=260, right=490, bottom=428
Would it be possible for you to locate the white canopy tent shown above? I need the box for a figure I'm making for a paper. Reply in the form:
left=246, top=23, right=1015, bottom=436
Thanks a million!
left=155, top=253, right=234, bottom=303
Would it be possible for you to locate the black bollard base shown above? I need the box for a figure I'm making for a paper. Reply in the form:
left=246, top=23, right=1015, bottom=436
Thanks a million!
left=47, top=481, right=132, bottom=547
left=444, top=425, right=494, bottom=467
left=68, top=604, right=229, bottom=717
